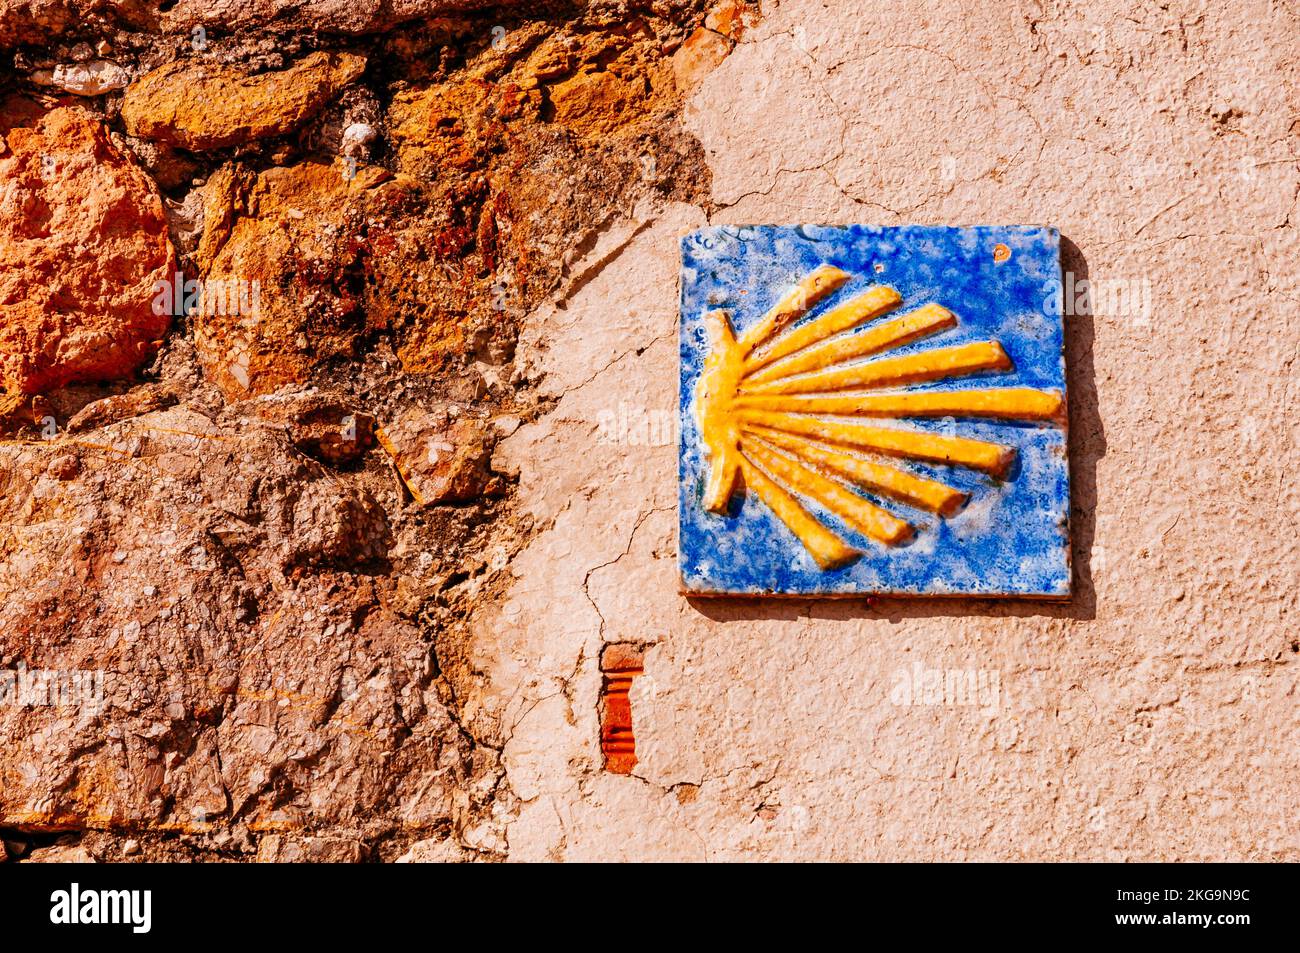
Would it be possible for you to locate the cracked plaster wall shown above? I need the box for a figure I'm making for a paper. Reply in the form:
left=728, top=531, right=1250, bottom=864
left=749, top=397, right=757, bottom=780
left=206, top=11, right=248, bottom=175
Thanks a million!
left=484, top=0, right=1299, bottom=861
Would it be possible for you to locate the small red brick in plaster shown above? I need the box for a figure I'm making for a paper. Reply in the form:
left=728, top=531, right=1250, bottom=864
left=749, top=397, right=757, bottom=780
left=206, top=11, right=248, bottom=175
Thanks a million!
left=600, top=644, right=644, bottom=774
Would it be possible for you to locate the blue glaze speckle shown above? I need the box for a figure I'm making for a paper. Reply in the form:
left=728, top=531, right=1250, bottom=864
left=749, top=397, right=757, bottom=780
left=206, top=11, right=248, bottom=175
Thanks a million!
left=678, top=224, right=1070, bottom=597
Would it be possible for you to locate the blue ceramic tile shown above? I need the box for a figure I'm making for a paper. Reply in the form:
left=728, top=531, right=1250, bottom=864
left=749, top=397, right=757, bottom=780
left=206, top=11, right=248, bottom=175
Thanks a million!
left=679, top=225, right=1070, bottom=597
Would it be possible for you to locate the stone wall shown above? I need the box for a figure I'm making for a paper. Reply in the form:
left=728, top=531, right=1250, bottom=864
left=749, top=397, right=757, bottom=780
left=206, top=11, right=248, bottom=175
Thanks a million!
left=0, top=0, right=1295, bottom=862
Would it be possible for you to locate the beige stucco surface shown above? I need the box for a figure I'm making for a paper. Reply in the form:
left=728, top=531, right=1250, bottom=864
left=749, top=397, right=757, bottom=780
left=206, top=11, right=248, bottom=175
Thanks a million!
left=483, top=0, right=1300, bottom=860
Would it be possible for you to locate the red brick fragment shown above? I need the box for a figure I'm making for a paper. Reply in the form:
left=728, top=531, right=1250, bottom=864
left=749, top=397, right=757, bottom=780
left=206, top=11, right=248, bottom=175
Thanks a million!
left=600, top=644, right=644, bottom=774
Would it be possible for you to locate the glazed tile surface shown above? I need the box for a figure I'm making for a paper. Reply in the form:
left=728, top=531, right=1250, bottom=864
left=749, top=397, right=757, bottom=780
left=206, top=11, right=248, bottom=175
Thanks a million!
left=679, top=224, right=1070, bottom=596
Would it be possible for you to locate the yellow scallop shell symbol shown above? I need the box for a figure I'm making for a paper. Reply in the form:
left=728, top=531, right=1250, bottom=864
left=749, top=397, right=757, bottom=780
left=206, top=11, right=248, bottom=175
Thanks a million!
left=694, top=265, right=1064, bottom=570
